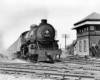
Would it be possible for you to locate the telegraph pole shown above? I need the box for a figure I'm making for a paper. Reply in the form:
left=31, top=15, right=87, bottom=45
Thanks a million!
left=62, top=34, right=69, bottom=50
left=65, top=34, right=67, bottom=50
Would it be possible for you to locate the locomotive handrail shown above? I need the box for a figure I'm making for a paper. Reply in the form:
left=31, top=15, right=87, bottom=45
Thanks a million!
left=36, top=39, right=40, bottom=49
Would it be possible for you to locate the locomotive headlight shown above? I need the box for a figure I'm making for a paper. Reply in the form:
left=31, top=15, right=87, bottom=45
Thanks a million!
left=44, top=30, right=50, bottom=37
left=42, top=29, right=51, bottom=37
left=45, top=30, right=49, bottom=34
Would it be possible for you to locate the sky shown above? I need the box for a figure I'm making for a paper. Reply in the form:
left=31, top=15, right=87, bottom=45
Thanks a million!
left=0, top=0, right=100, bottom=50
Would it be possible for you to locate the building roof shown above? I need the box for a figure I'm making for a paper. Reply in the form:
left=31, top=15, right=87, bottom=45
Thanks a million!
left=74, top=12, right=100, bottom=26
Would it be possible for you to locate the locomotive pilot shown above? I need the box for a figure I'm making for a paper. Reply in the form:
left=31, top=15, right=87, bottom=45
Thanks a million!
left=28, top=44, right=38, bottom=62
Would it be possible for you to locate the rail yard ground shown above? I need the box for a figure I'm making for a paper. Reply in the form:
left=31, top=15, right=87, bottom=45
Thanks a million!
left=0, top=55, right=100, bottom=80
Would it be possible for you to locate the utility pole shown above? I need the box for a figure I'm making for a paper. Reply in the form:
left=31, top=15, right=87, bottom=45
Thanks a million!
left=62, top=34, right=69, bottom=50
left=65, top=34, right=67, bottom=50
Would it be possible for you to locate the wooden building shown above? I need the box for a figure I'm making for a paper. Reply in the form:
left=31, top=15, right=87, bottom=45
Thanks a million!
left=73, top=12, right=100, bottom=57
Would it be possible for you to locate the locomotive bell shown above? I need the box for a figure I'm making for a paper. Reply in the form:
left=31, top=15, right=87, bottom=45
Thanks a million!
left=30, top=24, right=37, bottom=30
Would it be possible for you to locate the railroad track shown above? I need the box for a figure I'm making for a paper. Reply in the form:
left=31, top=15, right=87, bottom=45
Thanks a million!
left=0, top=59, right=100, bottom=79
left=61, top=59, right=100, bottom=66
left=0, top=66, right=95, bottom=79
left=0, top=62, right=99, bottom=79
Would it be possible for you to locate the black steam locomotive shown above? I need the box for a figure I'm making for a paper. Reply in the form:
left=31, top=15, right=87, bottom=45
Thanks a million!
left=18, top=19, right=61, bottom=63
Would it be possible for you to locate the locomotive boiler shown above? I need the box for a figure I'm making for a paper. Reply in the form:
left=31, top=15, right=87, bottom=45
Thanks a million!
left=10, top=19, right=61, bottom=63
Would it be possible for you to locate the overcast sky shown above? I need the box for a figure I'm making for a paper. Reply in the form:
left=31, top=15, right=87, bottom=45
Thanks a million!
left=0, top=0, right=100, bottom=50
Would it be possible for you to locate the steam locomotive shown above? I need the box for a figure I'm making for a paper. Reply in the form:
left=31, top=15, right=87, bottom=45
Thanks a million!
left=15, top=19, right=61, bottom=63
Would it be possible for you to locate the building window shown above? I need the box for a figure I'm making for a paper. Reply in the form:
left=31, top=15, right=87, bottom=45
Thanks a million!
left=84, top=40, right=87, bottom=52
left=82, top=29, right=83, bottom=32
left=84, top=28, right=86, bottom=32
left=86, top=27, right=88, bottom=31
left=79, top=29, right=81, bottom=33
left=90, top=26, right=94, bottom=30
left=96, top=25, right=100, bottom=30
left=77, top=30, right=80, bottom=34
left=79, top=41, right=82, bottom=52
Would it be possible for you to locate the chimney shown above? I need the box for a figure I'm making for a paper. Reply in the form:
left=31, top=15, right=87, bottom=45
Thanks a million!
left=39, top=19, right=47, bottom=26
left=41, top=19, right=47, bottom=24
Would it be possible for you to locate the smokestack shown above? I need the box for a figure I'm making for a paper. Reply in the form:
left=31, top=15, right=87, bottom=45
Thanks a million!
left=39, top=19, right=47, bottom=26
left=41, top=19, right=47, bottom=24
